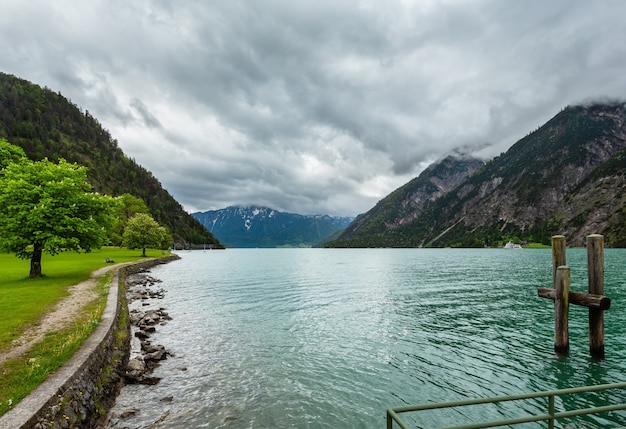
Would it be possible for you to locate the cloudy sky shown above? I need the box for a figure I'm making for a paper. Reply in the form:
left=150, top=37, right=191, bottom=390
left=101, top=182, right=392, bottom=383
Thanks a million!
left=2, top=1, right=626, bottom=216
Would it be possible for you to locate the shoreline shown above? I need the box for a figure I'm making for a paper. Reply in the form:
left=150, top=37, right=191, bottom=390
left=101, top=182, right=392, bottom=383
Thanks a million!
left=101, top=267, right=177, bottom=426
left=122, top=270, right=172, bottom=385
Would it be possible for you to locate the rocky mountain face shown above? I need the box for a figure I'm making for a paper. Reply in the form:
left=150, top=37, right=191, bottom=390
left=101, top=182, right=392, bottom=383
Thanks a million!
left=192, top=206, right=354, bottom=248
left=329, top=102, right=626, bottom=248
left=339, top=154, right=485, bottom=241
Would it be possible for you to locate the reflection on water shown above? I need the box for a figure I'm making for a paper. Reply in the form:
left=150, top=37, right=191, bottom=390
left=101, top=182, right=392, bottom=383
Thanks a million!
left=105, top=248, right=626, bottom=428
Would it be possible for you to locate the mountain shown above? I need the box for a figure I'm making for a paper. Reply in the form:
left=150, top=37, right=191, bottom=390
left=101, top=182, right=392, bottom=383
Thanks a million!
left=192, top=206, right=354, bottom=247
left=0, top=72, right=222, bottom=248
left=338, top=153, right=485, bottom=244
left=328, top=102, right=626, bottom=248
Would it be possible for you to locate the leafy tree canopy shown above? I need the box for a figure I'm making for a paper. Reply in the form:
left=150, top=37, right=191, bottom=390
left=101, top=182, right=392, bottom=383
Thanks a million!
left=0, top=141, right=115, bottom=277
left=122, top=213, right=171, bottom=257
left=108, top=193, right=150, bottom=246
left=0, top=138, right=27, bottom=170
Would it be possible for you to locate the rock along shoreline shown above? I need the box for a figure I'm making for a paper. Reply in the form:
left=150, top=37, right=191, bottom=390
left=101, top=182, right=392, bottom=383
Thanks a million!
left=122, top=270, right=173, bottom=386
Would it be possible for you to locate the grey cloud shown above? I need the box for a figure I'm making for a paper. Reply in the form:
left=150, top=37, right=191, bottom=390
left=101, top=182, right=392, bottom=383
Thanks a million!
left=2, top=0, right=626, bottom=216
left=130, top=99, right=162, bottom=129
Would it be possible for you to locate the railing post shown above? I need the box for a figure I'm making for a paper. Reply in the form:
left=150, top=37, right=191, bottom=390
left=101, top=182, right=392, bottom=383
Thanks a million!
left=554, top=266, right=570, bottom=355
left=548, top=394, right=555, bottom=429
left=587, top=234, right=605, bottom=359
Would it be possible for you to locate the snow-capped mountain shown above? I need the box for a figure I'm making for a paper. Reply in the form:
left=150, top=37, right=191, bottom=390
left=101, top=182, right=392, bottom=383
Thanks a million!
left=192, top=205, right=354, bottom=247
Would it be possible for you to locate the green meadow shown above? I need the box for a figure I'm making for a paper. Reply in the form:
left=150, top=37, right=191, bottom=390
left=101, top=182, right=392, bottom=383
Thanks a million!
left=0, top=247, right=166, bottom=416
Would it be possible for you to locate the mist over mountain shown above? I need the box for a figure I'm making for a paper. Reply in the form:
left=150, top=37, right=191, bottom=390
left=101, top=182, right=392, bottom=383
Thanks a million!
left=328, top=102, right=626, bottom=248
left=192, top=206, right=354, bottom=248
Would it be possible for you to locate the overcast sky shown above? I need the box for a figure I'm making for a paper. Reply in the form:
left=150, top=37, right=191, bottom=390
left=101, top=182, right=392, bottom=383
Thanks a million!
left=2, top=1, right=625, bottom=216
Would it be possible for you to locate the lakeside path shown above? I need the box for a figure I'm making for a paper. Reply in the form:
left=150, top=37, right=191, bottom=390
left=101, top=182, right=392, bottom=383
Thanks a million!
left=0, top=263, right=126, bottom=368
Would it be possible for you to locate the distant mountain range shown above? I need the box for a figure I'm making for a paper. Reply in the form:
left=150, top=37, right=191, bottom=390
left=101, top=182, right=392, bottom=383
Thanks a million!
left=192, top=206, right=354, bottom=248
left=327, top=102, right=626, bottom=248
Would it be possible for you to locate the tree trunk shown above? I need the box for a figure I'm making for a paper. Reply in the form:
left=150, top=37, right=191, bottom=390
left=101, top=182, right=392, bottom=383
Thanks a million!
left=30, top=242, right=43, bottom=277
left=142, top=247, right=147, bottom=257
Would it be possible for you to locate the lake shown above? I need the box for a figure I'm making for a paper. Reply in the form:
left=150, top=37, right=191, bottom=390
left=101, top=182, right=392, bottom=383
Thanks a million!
left=104, top=248, right=626, bottom=428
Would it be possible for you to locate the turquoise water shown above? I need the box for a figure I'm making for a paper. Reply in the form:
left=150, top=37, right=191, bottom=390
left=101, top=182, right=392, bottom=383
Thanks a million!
left=106, top=248, right=626, bottom=428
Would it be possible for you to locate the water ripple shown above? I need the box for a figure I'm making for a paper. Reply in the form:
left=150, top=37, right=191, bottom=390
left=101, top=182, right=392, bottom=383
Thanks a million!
left=106, top=248, right=626, bottom=428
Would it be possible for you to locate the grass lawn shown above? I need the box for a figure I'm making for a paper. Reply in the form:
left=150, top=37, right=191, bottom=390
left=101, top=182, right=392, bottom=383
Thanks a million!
left=0, top=247, right=167, bottom=416
left=523, top=242, right=551, bottom=248
left=0, top=247, right=159, bottom=351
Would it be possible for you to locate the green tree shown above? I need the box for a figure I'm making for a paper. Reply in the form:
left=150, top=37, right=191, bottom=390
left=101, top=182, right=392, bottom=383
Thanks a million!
left=0, top=138, right=27, bottom=170
left=0, top=154, right=114, bottom=277
left=122, top=213, right=170, bottom=257
left=109, top=193, right=150, bottom=245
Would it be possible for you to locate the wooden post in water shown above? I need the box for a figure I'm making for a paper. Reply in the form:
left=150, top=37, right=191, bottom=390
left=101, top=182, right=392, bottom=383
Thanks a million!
left=552, top=235, right=567, bottom=283
left=538, top=234, right=610, bottom=358
left=587, top=234, right=605, bottom=359
left=554, top=266, right=570, bottom=355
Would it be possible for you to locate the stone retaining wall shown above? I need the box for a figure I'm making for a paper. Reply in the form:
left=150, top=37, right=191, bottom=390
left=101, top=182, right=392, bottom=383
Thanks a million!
left=0, top=255, right=180, bottom=429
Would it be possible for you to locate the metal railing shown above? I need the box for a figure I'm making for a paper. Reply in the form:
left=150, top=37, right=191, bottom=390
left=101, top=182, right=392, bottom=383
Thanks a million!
left=387, top=381, right=626, bottom=429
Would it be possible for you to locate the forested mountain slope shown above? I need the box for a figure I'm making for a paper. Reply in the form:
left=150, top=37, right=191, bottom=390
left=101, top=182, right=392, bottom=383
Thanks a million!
left=0, top=72, right=221, bottom=247
left=328, top=102, right=626, bottom=248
